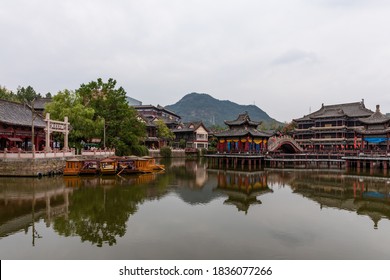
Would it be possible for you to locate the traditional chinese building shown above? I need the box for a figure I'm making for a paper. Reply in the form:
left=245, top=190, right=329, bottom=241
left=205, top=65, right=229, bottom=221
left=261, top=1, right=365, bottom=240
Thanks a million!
left=137, top=114, right=159, bottom=149
left=0, top=99, right=46, bottom=151
left=292, top=100, right=374, bottom=151
left=133, top=104, right=181, bottom=129
left=171, top=121, right=209, bottom=150
left=354, top=105, right=390, bottom=151
left=214, top=112, right=271, bottom=153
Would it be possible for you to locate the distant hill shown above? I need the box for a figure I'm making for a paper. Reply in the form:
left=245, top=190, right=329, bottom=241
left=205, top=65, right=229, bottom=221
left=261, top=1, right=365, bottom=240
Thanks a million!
left=165, top=92, right=282, bottom=129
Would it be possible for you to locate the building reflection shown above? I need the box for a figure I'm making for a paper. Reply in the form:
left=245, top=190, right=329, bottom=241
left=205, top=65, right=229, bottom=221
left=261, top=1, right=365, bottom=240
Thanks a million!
left=285, top=171, right=390, bottom=229
left=0, top=177, right=72, bottom=246
left=213, top=170, right=272, bottom=214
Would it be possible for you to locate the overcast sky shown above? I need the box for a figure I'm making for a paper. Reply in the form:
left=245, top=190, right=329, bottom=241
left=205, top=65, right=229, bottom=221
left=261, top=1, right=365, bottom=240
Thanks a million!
left=1, top=0, right=390, bottom=122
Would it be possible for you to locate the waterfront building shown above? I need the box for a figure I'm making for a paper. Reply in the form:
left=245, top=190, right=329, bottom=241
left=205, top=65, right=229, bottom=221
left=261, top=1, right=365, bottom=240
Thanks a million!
left=133, top=104, right=181, bottom=129
left=0, top=99, right=46, bottom=151
left=214, top=112, right=271, bottom=153
left=171, top=121, right=209, bottom=150
left=292, top=100, right=374, bottom=151
left=137, top=114, right=159, bottom=149
left=354, top=105, right=390, bottom=151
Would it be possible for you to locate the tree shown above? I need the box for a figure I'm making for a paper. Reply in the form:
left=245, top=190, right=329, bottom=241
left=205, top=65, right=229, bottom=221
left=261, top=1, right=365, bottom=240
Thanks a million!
left=76, top=78, right=146, bottom=155
left=0, top=85, right=17, bottom=101
left=155, top=119, right=175, bottom=147
left=16, top=86, right=41, bottom=103
left=45, top=89, right=100, bottom=149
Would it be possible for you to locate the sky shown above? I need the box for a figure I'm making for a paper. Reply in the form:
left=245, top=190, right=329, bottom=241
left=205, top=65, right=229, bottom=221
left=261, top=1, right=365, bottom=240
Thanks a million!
left=1, top=0, right=390, bottom=122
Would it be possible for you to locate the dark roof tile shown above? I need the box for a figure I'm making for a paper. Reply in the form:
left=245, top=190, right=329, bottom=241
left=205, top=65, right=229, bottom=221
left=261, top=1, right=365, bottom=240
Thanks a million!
left=0, top=99, right=46, bottom=128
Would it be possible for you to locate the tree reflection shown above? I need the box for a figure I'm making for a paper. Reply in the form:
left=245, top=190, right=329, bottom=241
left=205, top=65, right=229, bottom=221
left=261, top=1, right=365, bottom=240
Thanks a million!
left=54, top=175, right=170, bottom=247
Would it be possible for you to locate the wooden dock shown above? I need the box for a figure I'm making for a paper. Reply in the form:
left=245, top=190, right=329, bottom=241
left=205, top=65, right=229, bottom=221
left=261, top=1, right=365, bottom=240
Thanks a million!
left=206, top=151, right=390, bottom=174
left=205, top=153, right=265, bottom=171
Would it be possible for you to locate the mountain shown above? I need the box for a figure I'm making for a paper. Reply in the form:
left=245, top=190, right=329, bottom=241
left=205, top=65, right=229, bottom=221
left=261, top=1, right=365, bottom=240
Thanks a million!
left=165, top=92, right=282, bottom=128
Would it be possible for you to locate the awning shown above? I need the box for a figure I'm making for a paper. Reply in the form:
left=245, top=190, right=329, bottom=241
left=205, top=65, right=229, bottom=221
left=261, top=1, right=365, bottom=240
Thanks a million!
left=364, top=137, right=388, bottom=144
left=7, top=137, right=23, bottom=142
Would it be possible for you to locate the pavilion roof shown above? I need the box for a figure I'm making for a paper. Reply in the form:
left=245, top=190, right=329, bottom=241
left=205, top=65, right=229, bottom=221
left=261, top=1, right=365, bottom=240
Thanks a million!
left=0, top=99, right=46, bottom=128
left=214, top=127, right=271, bottom=138
left=224, top=112, right=261, bottom=127
left=294, top=100, right=373, bottom=121
left=359, top=105, right=390, bottom=124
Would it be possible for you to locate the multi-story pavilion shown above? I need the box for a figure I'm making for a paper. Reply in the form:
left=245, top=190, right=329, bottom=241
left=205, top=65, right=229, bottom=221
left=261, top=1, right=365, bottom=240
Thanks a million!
left=293, top=100, right=374, bottom=151
left=354, top=105, right=390, bottom=151
left=214, top=112, right=270, bottom=153
left=133, top=104, right=181, bottom=129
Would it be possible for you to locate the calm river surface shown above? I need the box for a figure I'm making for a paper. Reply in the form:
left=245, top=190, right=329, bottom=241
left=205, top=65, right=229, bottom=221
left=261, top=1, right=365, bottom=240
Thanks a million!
left=1, top=159, right=390, bottom=259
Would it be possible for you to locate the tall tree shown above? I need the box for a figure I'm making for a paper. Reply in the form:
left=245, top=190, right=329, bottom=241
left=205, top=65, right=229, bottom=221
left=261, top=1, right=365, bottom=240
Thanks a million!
left=44, top=89, right=100, bottom=148
left=16, top=86, right=41, bottom=103
left=76, top=78, right=146, bottom=155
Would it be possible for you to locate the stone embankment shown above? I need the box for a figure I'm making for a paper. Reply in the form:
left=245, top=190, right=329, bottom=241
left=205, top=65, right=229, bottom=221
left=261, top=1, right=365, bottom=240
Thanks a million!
left=0, top=158, right=67, bottom=177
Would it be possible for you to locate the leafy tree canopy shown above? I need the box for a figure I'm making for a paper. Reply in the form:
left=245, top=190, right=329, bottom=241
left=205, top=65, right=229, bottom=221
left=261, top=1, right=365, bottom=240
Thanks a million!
left=45, top=89, right=99, bottom=147
left=155, top=119, right=175, bottom=141
left=0, top=85, right=17, bottom=101
left=16, top=86, right=41, bottom=103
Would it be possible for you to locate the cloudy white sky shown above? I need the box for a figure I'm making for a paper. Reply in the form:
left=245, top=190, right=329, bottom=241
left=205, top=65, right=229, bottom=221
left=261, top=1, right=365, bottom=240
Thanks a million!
left=1, top=0, right=390, bottom=122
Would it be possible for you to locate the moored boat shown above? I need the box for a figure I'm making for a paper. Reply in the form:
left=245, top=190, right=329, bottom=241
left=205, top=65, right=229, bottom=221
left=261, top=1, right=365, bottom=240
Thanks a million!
left=63, top=158, right=84, bottom=176
left=142, top=156, right=165, bottom=171
left=79, top=159, right=100, bottom=175
left=100, top=157, right=118, bottom=175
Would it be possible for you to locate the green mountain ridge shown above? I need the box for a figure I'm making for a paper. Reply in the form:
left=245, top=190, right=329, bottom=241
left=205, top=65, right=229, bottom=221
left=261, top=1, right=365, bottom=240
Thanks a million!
left=165, top=92, right=282, bottom=128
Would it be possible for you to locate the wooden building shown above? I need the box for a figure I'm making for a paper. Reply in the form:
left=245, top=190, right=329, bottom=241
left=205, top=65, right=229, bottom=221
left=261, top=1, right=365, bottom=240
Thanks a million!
left=214, top=112, right=271, bottom=153
left=354, top=105, right=390, bottom=151
left=137, top=114, right=159, bottom=149
left=293, top=100, right=374, bottom=151
left=133, top=104, right=181, bottom=129
left=172, top=121, right=209, bottom=150
left=0, top=99, right=46, bottom=151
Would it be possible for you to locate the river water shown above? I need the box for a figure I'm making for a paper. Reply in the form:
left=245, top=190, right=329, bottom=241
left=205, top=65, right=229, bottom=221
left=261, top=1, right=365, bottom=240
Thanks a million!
left=1, top=159, right=390, bottom=259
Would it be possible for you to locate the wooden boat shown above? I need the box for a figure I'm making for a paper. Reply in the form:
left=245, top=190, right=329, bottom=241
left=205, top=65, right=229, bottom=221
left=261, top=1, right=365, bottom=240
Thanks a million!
left=117, top=156, right=138, bottom=175
left=63, top=158, right=84, bottom=176
left=142, top=156, right=165, bottom=171
left=99, top=157, right=118, bottom=175
left=79, top=159, right=100, bottom=175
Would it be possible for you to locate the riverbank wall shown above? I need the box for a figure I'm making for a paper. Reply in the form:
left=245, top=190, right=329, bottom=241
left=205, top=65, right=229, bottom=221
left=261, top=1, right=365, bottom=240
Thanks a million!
left=0, top=158, right=67, bottom=177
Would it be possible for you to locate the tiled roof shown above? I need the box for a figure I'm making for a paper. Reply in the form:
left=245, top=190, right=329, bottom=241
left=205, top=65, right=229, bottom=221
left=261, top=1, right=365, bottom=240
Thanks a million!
left=215, top=128, right=271, bottom=138
left=0, top=99, right=46, bottom=128
left=359, top=105, right=390, bottom=124
left=172, top=121, right=209, bottom=133
left=224, top=112, right=261, bottom=127
left=34, top=97, right=52, bottom=111
left=294, top=100, right=373, bottom=121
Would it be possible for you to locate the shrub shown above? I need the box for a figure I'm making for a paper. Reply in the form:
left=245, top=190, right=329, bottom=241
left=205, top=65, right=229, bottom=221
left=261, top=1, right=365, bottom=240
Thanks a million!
left=160, top=146, right=172, bottom=158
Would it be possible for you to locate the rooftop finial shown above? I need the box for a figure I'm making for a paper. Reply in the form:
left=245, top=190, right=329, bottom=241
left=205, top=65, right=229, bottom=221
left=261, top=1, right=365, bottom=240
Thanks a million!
left=376, top=104, right=380, bottom=112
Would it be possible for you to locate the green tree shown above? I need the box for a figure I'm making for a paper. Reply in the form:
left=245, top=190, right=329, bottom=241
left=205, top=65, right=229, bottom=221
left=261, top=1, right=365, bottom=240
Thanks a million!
left=45, top=89, right=100, bottom=149
left=0, top=85, right=17, bottom=101
left=155, top=119, right=175, bottom=147
left=16, top=86, right=41, bottom=103
left=76, top=78, right=146, bottom=155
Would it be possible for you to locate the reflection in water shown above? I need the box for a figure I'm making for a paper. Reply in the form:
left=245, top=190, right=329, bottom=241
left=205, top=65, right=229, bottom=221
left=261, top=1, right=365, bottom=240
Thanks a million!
left=56, top=174, right=169, bottom=247
left=0, top=177, right=71, bottom=245
left=285, top=171, right=390, bottom=229
left=212, top=170, right=272, bottom=213
left=1, top=160, right=390, bottom=259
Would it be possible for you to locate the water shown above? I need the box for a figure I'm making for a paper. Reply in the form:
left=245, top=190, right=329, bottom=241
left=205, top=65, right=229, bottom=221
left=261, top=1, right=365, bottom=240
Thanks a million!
left=1, top=159, right=390, bottom=259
